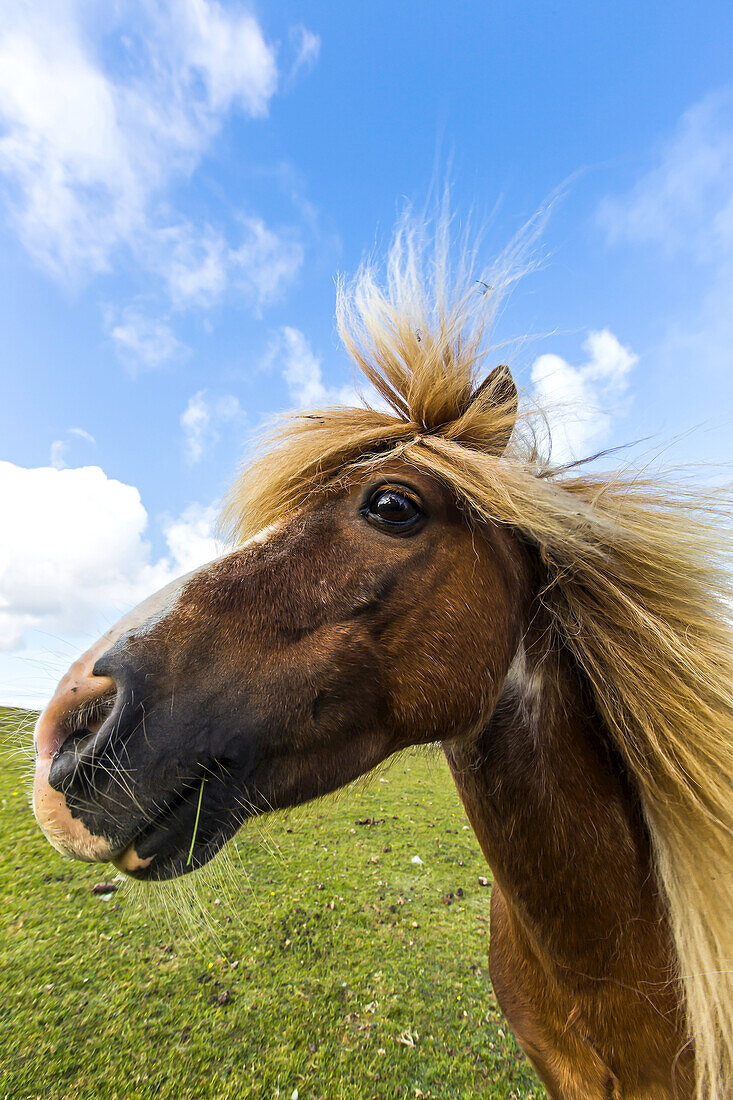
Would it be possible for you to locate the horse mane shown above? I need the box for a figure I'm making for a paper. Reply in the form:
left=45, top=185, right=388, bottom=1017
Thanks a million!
left=221, top=215, right=733, bottom=1100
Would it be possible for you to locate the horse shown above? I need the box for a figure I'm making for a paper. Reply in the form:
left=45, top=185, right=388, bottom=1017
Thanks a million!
left=32, top=220, right=732, bottom=1099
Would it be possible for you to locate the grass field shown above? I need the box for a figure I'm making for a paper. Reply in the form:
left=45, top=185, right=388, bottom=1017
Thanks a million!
left=0, top=707, right=541, bottom=1100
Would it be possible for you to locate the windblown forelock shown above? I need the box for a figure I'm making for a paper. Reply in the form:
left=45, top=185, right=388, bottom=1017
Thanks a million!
left=219, top=208, right=530, bottom=547
left=218, top=355, right=526, bottom=547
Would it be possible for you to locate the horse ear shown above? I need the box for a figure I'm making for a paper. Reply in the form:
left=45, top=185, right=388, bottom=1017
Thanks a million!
left=471, top=364, right=517, bottom=454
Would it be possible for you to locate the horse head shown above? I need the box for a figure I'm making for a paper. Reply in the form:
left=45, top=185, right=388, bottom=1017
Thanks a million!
left=33, top=371, right=526, bottom=881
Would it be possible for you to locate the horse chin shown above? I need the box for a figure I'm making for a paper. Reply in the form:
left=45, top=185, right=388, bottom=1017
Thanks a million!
left=113, top=837, right=226, bottom=881
left=109, top=792, right=244, bottom=881
left=111, top=836, right=225, bottom=881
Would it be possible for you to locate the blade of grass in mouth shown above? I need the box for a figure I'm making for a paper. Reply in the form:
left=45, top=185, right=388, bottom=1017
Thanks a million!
left=186, top=778, right=207, bottom=866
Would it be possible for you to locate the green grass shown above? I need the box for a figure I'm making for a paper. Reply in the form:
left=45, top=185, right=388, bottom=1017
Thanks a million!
left=0, top=707, right=541, bottom=1100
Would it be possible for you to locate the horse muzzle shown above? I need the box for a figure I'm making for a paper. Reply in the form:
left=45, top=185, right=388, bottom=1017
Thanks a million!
left=33, top=647, right=243, bottom=879
left=32, top=568, right=241, bottom=879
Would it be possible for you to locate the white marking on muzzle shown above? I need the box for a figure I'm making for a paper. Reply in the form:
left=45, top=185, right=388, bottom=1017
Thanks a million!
left=113, top=845, right=154, bottom=874
left=32, top=569, right=201, bottom=862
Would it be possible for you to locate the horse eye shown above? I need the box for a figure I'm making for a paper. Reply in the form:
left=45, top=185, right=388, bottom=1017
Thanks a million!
left=362, top=487, right=424, bottom=534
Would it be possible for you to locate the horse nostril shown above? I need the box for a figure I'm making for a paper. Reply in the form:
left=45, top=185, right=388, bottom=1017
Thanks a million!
left=47, top=690, right=117, bottom=794
left=50, top=739, right=85, bottom=793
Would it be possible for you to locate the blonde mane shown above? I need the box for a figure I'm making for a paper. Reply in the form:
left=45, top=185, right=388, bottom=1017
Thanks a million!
left=221, top=217, right=733, bottom=1099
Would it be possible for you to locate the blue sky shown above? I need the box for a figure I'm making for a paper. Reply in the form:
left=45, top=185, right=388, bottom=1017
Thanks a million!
left=1, top=0, right=732, bottom=705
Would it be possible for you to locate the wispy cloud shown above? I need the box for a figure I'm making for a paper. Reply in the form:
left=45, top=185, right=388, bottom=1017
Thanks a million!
left=106, top=307, right=188, bottom=373
left=49, top=426, right=97, bottom=469
left=163, top=216, right=304, bottom=312
left=0, top=0, right=313, bottom=311
left=230, top=218, right=305, bottom=314
left=173, top=0, right=278, bottom=116
left=69, top=427, right=96, bottom=445
left=181, top=390, right=245, bottom=465
left=49, top=441, right=68, bottom=471
left=599, top=90, right=733, bottom=260
left=531, top=329, right=637, bottom=464
left=598, top=88, right=733, bottom=378
left=288, top=26, right=322, bottom=84
left=161, top=227, right=229, bottom=309
left=276, top=326, right=361, bottom=407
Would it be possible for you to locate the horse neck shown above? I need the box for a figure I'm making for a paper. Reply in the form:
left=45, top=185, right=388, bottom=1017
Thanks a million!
left=444, top=611, right=671, bottom=979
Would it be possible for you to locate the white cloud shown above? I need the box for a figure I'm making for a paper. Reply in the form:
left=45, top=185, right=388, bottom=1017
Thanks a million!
left=289, top=26, right=321, bottom=83
left=162, top=216, right=303, bottom=311
left=598, top=89, right=733, bottom=379
left=531, top=329, right=637, bottom=464
left=161, top=502, right=220, bottom=575
left=0, top=6, right=141, bottom=280
left=599, top=90, right=733, bottom=260
left=174, top=0, right=278, bottom=116
left=181, top=390, right=245, bottom=464
left=162, top=226, right=228, bottom=309
left=107, top=307, right=187, bottom=372
left=0, top=1, right=312, bottom=305
left=0, top=460, right=221, bottom=658
left=69, top=427, right=96, bottom=445
left=49, top=440, right=68, bottom=471
left=49, top=426, right=96, bottom=469
left=230, top=217, right=305, bottom=313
